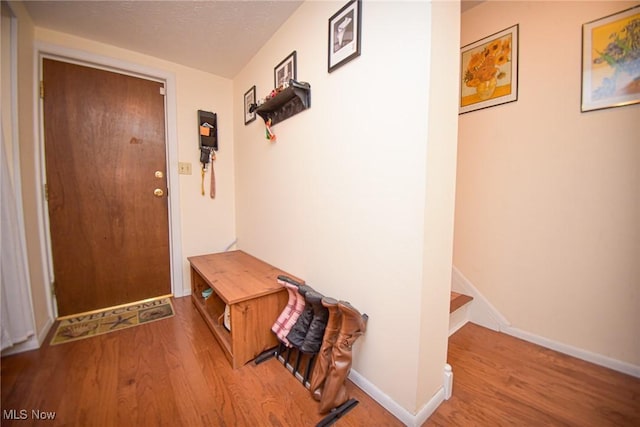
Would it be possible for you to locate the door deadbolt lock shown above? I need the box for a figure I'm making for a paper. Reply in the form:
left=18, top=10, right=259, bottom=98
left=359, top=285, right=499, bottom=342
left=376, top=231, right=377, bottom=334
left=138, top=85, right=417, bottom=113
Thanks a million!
left=155, top=171, right=164, bottom=178
left=154, top=188, right=164, bottom=197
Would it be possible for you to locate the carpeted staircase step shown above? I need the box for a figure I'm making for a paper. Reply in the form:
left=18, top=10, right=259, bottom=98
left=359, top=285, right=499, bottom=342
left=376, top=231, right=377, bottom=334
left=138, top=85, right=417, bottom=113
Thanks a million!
left=450, top=291, right=473, bottom=314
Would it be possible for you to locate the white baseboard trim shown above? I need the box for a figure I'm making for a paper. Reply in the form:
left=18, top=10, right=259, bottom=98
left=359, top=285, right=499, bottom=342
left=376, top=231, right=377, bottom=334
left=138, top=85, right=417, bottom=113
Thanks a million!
left=413, top=387, right=445, bottom=427
left=349, top=369, right=445, bottom=427
left=501, top=325, right=640, bottom=378
left=348, top=369, right=416, bottom=426
left=451, top=266, right=640, bottom=379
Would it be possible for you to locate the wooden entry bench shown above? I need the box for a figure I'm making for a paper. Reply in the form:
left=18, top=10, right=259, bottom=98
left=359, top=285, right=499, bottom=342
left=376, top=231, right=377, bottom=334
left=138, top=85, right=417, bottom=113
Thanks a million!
left=188, top=250, right=303, bottom=369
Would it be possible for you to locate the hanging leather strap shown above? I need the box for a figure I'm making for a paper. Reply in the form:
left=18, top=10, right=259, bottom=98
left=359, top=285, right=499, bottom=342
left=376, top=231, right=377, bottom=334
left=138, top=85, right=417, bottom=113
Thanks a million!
left=210, top=152, right=216, bottom=199
left=201, top=166, right=205, bottom=196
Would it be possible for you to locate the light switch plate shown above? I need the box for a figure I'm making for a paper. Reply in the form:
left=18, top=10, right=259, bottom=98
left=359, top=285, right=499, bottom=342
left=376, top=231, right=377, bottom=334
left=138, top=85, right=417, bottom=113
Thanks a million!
left=178, top=162, right=192, bottom=175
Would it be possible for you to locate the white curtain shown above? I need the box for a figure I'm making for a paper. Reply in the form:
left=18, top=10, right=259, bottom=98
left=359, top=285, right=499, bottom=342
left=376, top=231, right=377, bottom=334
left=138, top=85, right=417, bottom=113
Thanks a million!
left=1, top=125, right=34, bottom=351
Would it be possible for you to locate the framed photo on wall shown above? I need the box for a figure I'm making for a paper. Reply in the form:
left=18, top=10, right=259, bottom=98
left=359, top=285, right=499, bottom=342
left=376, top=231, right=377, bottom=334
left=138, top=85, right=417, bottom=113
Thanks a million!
left=274, top=51, right=297, bottom=89
left=244, top=85, right=256, bottom=125
left=581, top=5, right=640, bottom=112
left=459, top=24, right=519, bottom=114
left=328, top=0, right=362, bottom=73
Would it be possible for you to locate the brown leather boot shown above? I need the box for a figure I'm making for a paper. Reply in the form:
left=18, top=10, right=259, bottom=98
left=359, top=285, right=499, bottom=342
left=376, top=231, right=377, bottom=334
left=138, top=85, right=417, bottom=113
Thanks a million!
left=309, top=297, right=342, bottom=401
left=318, top=301, right=368, bottom=414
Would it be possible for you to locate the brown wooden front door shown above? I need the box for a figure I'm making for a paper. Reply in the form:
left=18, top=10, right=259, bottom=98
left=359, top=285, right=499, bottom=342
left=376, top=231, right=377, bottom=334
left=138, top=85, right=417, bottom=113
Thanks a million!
left=43, top=58, right=171, bottom=316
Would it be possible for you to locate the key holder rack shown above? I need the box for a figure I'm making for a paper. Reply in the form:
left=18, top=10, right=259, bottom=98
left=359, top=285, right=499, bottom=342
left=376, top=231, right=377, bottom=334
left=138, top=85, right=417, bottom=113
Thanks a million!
left=197, top=110, right=218, bottom=197
left=252, top=79, right=311, bottom=127
left=198, top=110, right=217, bottom=167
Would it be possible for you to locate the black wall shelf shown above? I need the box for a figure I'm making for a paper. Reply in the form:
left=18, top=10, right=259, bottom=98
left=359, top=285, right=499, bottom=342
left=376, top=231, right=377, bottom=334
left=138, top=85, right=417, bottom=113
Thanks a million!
left=254, top=80, right=311, bottom=126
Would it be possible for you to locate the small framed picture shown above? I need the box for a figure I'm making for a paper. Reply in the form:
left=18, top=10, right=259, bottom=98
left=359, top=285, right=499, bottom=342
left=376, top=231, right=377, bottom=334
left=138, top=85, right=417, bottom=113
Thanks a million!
left=581, top=5, right=640, bottom=112
left=459, top=24, right=519, bottom=114
left=274, top=51, right=297, bottom=88
left=328, top=0, right=362, bottom=73
left=244, top=85, right=256, bottom=125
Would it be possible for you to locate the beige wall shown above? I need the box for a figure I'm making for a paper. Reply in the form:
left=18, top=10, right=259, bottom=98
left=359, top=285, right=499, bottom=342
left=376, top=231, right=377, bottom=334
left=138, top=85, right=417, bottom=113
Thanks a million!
left=233, top=0, right=459, bottom=415
left=456, top=1, right=640, bottom=366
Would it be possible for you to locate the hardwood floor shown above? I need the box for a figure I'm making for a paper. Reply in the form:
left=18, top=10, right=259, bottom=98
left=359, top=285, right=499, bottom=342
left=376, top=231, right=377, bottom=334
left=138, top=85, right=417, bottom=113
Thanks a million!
left=426, top=323, right=640, bottom=427
left=4, top=300, right=639, bottom=426
left=1, top=297, right=401, bottom=426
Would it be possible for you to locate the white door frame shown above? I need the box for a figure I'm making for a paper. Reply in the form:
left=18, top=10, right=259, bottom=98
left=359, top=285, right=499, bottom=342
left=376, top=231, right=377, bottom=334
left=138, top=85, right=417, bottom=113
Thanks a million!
left=34, top=42, right=184, bottom=317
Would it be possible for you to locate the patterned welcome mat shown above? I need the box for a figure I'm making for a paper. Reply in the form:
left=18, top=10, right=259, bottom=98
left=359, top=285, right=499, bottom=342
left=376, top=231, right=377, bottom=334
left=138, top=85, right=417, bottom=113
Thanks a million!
left=50, top=296, right=174, bottom=345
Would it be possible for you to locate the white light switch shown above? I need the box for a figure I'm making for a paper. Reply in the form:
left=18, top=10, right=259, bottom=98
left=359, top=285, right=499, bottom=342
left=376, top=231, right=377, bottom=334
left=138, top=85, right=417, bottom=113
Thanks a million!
left=178, top=162, right=192, bottom=175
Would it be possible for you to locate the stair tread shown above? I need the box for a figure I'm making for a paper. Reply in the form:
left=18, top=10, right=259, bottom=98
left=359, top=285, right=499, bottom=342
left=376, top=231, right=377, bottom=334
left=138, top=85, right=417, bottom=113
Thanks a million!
left=450, top=292, right=473, bottom=313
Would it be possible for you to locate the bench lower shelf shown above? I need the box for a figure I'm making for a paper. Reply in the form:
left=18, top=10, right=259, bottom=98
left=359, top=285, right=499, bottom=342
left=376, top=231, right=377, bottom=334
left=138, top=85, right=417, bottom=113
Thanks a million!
left=188, top=251, right=299, bottom=369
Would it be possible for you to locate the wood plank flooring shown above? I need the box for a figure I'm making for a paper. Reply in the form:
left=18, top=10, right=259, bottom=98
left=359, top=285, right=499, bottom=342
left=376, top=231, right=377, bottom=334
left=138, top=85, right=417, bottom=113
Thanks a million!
left=4, top=299, right=639, bottom=426
left=1, top=297, right=401, bottom=427
left=425, top=323, right=640, bottom=426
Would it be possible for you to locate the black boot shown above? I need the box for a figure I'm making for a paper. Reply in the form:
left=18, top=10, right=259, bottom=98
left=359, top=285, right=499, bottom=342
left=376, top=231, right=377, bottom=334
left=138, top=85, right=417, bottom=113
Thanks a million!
left=285, top=285, right=315, bottom=348
left=300, top=291, right=329, bottom=354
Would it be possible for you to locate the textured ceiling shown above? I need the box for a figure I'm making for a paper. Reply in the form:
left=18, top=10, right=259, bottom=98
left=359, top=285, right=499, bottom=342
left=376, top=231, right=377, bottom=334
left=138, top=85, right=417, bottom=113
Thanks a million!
left=23, top=0, right=304, bottom=79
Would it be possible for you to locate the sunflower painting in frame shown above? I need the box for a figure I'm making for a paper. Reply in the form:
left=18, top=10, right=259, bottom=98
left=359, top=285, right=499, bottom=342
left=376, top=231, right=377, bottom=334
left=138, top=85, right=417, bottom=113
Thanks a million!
left=460, top=24, right=519, bottom=114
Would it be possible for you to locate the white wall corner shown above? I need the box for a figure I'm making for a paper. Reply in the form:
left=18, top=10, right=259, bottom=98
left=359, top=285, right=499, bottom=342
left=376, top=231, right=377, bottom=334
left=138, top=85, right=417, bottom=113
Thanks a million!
left=348, top=369, right=445, bottom=427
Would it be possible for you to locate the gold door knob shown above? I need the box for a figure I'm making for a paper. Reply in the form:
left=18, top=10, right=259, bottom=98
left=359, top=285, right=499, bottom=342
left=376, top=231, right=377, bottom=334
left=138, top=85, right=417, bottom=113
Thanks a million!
left=154, top=188, right=164, bottom=197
